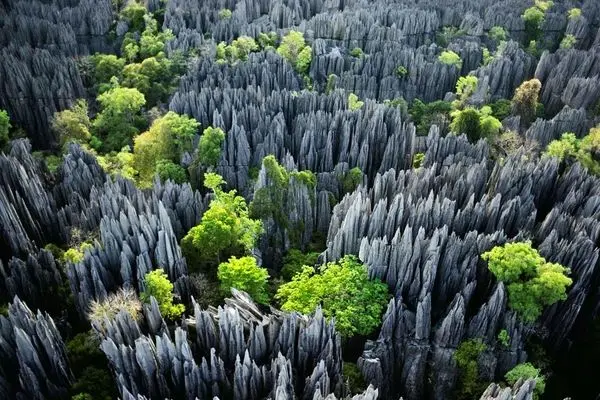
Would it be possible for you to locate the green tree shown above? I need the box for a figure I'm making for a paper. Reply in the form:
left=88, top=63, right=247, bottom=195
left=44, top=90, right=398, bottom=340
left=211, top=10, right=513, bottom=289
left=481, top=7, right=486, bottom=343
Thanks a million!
left=512, top=79, right=541, bottom=126
left=140, top=269, right=185, bottom=319
left=560, top=34, right=577, bottom=49
left=450, top=106, right=501, bottom=142
left=412, top=152, right=425, bottom=168
left=438, top=50, right=462, bottom=68
left=497, top=329, right=510, bottom=347
left=409, top=99, right=453, bottom=135
left=97, top=147, right=138, bottom=181
left=281, top=249, right=320, bottom=281
left=505, top=363, right=545, bottom=399
left=490, top=99, right=512, bottom=120
left=275, top=255, right=388, bottom=337
left=218, top=8, right=232, bottom=19
left=342, top=167, right=364, bottom=193
left=0, top=109, right=11, bottom=148
left=348, top=93, right=364, bottom=111
left=350, top=47, right=363, bottom=57
left=93, top=85, right=146, bottom=152
left=489, top=26, right=508, bottom=42
left=52, top=100, right=91, bottom=147
left=395, top=65, right=408, bottom=78
left=198, top=126, right=225, bottom=167
left=133, top=111, right=198, bottom=185
left=217, top=256, right=269, bottom=303
left=120, top=2, right=146, bottom=32
left=568, top=8, right=582, bottom=20
left=544, top=132, right=578, bottom=161
left=454, top=76, right=479, bottom=108
left=277, top=30, right=312, bottom=74
left=232, top=36, right=259, bottom=60
left=482, top=242, right=572, bottom=322
left=181, top=173, right=263, bottom=270
left=156, top=159, right=187, bottom=183
left=454, top=339, right=488, bottom=400
left=139, top=15, right=174, bottom=59
left=90, top=54, right=125, bottom=86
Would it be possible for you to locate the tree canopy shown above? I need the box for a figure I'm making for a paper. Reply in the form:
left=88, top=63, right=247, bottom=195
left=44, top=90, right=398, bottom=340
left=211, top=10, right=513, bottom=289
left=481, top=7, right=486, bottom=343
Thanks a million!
left=482, top=242, right=572, bottom=322
left=217, top=256, right=269, bottom=303
left=93, top=84, right=146, bottom=152
left=181, top=173, right=263, bottom=271
left=275, top=255, right=388, bottom=337
left=505, top=362, right=545, bottom=400
left=140, top=269, right=185, bottom=320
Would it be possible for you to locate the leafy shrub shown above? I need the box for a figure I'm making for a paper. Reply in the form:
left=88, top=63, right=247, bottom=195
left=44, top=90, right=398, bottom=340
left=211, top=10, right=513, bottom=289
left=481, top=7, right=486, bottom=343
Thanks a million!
left=218, top=8, right=232, bottom=19
left=450, top=106, right=502, bottom=142
left=488, top=26, right=508, bottom=42
left=409, top=99, right=453, bottom=135
left=568, top=8, right=581, bottom=20
left=342, top=167, right=364, bottom=193
left=0, top=109, right=11, bottom=148
left=120, top=2, right=146, bottom=32
left=276, top=255, right=389, bottom=337
left=155, top=160, right=187, bottom=183
left=277, top=30, right=312, bottom=74
left=482, top=242, right=572, bottom=322
left=63, top=248, right=84, bottom=264
left=90, top=54, right=125, bottom=85
left=348, top=93, right=364, bottom=110
left=438, top=50, right=462, bottom=68
left=217, top=256, right=270, bottom=303
left=140, top=269, right=185, bottom=319
left=505, top=363, right=545, bottom=399
left=325, top=73, right=337, bottom=94
left=343, top=362, right=367, bottom=394
left=182, top=173, right=262, bottom=269
left=350, top=47, right=363, bottom=57
left=512, top=79, right=542, bottom=126
left=560, top=34, right=577, bottom=49
left=490, top=98, right=512, bottom=120
left=395, top=65, right=408, bottom=78
left=454, top=76, right=478, bottom=107
left=88, top=288, right=142, bottom=330
left=93, top=85, right=146, bottom=152
left=52, top=100, right=91, bottom=147
left=498, top=329, right=510, bottom=347
left=198, top=126, right=225, bottom=168
left=281, top=249, right=320, bottom=281
left=522, top=1, right=553, bottom=43
left=544, top=132, right=578, bottom=161
left=257, top=32, right=278, bottom=49
left=454, top=339, right=488, bottom=400
left=412, top=152, right=425, bottom=168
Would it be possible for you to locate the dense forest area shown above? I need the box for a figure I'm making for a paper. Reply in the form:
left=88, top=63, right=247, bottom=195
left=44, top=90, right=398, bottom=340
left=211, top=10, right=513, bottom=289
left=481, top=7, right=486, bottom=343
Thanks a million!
left=1, top=0, right=600, bottom=399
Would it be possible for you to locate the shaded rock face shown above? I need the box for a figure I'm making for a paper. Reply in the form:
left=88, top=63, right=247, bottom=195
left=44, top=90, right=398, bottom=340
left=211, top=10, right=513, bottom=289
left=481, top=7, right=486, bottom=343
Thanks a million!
left=99, top=290, right=344, bottom=400
left=0, top=0, right=114, bottom=148
left=0, top=297, right=73, bottom=400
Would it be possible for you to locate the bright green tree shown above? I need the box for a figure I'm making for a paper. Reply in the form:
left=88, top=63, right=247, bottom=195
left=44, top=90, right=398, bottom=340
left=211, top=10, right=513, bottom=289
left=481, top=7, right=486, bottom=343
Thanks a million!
left=348, top=93, right=364, bottom=111
left=281, top=249, right=320, bottom=281
left=275, top=255, right=388, bottom=337
left=560, top=34, right=577, bottom=49
left=52, top=100, right=91, bottom=147
left=218, top=8, right=232, bottom=19
left=198, top=126, right=225, bottom=167
left=544, top=132, right=578, bottom=161
left=454, top=76, right=478, bottom=108
left=482, top=242, right=572, bottom=322
left=181, top=173, right=263, bottom=271
left=140, top=269, right=185, bottom=319
left=217, top=256, right=269, bottom=303
left=97, top=146, right=138, bottom=181
left=505, top=362, right=545, bottom=399
left=93, top=84, right=146, bottom=152
left=0, top=109, right=11, bottom=148
left=568, top=8, right=582, bottom=20
left=139, top=15, right=174, bottom=59
left=277, top=30, right=312, bottom=74
left=438, top=50, right=462, bottom=68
